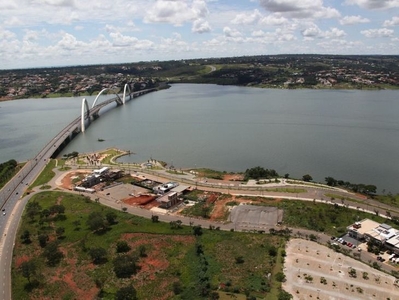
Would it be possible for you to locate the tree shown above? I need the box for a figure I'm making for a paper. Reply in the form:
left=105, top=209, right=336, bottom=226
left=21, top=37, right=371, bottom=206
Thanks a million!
left=122, top=207, right=127, bottom=213
left=86, top=212, right=107, bottom=233
left=113, top=254, right=140, bottom=278
left=106, top=211, right=118, bottom=225
left=44, top=242, right=64, bottom=266
left=20, top=230, right=31, bottom=244
left=235, top=256, right=244, bottom=264
left=275, top=272, right=286, bottom=282
left=302, top=174, right=313, bottom=182
left=116, top=241, right=131, bottom=253
left=151, top=215, right=159, bottom=223
left=193, top=225, right=203, bottom=236
left=38, top=234, right=49, bottom=248
left=325, top=176, right=337, bottom=186
left=115, top=284, right=137, bottom=300
left=56, top=227, right=65, bottom=239
left=89, top=247, right=108, bottom=264
left=139, top=245, right=147, bottom=257
left=284, top=173, right=289, bottom=179
left=20, top=260, right=36, bottom=283
left=278, top=290, right=293, bottom=300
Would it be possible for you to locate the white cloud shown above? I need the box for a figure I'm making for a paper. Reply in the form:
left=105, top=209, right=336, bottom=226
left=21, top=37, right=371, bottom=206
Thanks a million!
left=144, top=0, right=209, bottom=26
left=324, top=28, right=346, bottom=38
left=0, top=28, right=17, bottom=40
left=231, top=9, right=262, bottom=25
left=361, top=28, right=394, bottom=38
left=223, top=27, right=242, bottom=38
left=301, top=24, right=322, bottom=38
left=259, top=0, right=340, bottom=19
left=259, top=14, right=288, bottom=26
left=340, top=15, right=370, bottom=25
left=345, top=0, right=399, bottom=9
left=37, top=0, right=76, bottom=7
left=384, top=17, right=399, bottom=27
left=192, top=19, right=211, bottom=33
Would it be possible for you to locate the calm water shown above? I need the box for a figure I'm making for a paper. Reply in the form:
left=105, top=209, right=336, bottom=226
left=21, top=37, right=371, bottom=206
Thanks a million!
left=0, top=84, right=398, bottom=193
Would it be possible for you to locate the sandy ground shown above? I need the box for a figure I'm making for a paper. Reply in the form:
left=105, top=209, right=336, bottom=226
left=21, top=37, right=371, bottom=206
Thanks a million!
left=283, top=239, right=399, bottom=300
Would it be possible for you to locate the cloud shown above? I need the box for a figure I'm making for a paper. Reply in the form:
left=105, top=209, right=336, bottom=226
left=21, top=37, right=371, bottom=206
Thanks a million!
left=345, top=0, right=399, bottom=9
left=361, top=28, right=394, bottom=38
left=144, top=0, right=209, bottom=26
left=38, top=0, right=76, bottom=7
left=231, top=9, right=262, bottom=25
left=223, top=27, right=242, bottom=38
left=301, top=25, right=322, bottom=38
left=259, top=14, right=288, bottom=26
left=324, top=28, right=346, bottom=38
left=340, top=15, right=370, bottom=25
left=109, top=32, right=154, bottom=49
left=192, top=19, right=211, bottom=33
left=384, top=17, right=399, bottom=27
left=259, top=0, right=340, bottom=19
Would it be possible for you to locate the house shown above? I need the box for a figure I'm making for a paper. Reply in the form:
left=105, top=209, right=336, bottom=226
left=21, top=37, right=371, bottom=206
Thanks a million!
left=347, top=219, right=380, bottom=241
left=158, top=192, right=179, bottom=209
left=364, top=223, right=398, bottom=245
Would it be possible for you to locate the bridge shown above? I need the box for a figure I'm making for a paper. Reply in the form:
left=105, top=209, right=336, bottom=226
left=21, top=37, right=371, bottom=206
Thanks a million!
left=0, top=84, right=158, bottom=210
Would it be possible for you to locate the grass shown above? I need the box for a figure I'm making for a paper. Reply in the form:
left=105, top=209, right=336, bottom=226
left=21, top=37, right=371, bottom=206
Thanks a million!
left=166, top=170, right=186, bottom=175
left=196, top=168, right=225, bottom=180
left=263, top=188, right=306, bottom=193
left=374, top=194, right=399, bottom=210
left=29, top=159, right=56, bottom=189
left=99, top=149, right=124, bottom=165
left=12, top=191, right=286, bottom=299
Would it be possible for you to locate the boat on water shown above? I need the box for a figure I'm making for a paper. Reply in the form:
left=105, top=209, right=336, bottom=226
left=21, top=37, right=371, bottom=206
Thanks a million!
left=97, top=138, right=105, bottom=142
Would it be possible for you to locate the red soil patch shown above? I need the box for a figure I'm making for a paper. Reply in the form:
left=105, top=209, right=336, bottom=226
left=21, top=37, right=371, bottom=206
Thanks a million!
left=60, top=171, right=90, bottom=190
left=223, top=173, right=244, bottom=181
left=123, top=195, right=156, bottom=206
left=15, top=255, right=29, bottom=268
left=207, top=193, right=218, bottom=204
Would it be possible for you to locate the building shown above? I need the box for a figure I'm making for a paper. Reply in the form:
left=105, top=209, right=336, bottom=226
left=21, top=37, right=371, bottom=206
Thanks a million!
left=385, top=235, right=399, bottom=254
left=364, top=223, right=398, bottom=245
left=347, top=219, right=380, bottom=241
left=93, top=166, right=109, bottom=176
left=158, top=192, right=179, bottom=209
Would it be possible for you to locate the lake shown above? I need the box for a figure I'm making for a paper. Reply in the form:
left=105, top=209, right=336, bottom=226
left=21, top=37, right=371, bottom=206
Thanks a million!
left=0, top=84, right=398, bottom=193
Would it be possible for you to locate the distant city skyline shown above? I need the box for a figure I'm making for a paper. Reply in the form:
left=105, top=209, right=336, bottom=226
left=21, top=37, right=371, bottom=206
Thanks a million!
left=1, top=0, right=398, bottom=70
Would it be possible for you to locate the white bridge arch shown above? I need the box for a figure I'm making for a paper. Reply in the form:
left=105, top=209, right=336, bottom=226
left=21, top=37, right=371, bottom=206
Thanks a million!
left=91, top=88, right=109, bottom=108
left=81, top=98, right=90, bottom=132
left=122, top=83, right=131, bottom=104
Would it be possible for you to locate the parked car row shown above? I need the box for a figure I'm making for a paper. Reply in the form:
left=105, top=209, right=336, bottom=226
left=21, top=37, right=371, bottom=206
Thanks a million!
left=331, top=236, right=357, bottom=249
left=389, top=254, right=399, bottom=263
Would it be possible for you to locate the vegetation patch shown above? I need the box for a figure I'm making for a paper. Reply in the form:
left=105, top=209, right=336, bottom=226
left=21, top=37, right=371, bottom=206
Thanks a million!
left=13, top=191, right=287, bottom=299
left=29, top=159, right=56, bottom=189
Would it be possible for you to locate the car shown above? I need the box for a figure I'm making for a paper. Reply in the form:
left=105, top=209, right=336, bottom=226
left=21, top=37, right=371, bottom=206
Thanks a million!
left=352, top=245, right=356, bottom=249
left=347, top=242, right=352, bottom=247
left=331, top=236, right=336, bottom=240
left=2, top=212, right=6, bottom=216
left=1, top=208, right=5, bottom=212
left=377, top=256, right=382, bottom=261
left=380, top=258, right=386, bottom=262
left=358, top=247, right=362, bottom=252
left=106, top=192, right=110, bottom=196
left=342, top=241, right=347, bottom=246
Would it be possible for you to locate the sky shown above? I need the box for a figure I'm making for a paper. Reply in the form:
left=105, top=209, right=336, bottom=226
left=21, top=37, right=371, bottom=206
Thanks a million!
left=1, top=0, right=399, bottom=69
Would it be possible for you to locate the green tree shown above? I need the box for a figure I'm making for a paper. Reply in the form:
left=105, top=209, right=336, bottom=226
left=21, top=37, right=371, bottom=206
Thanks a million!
left=43, top=242, right=64, bottom=266
left=193, top=225, right=203, bottom=236
left=55, top=227, right=65, bottom=239
left=20, top=260, right=36, bottom=283
left=106, top=211, right=118, bottom=225
left=275, top=272, right=286, bottom=282
left=302, top=174, right=313, bottom=182
left=86, top=212, right=107, bottom=233
left=116, top=241, right=131, bottom=253
left=89, top=247, right=108, bottom=264
left=151, top=215, right=159, bottom=222
left=139, top=245, right=147, bottom=257
left=38, top=234, right=49, bottom=248
left=20, top=230, right=31, bottom=244
left=115, top=284, right=137, bottom=300
left=113, top=254, right=139, bottom=278
left=278, top=289, right=293, bottom=300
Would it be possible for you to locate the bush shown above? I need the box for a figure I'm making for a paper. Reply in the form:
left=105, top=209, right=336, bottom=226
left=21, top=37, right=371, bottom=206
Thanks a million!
left=113, top=254, right=139, bottom=278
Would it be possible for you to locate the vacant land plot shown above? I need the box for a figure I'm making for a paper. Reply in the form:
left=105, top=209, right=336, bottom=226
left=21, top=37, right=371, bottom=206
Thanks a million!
left=283, top=239, right=399, bottom=300
left=230, top=205, right=283, bottom=228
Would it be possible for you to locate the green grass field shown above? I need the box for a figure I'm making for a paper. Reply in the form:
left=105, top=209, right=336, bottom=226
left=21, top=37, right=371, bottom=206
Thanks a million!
left=29, top=159, right=56, bottom=189
left=12, top=191, right=287, bottom=300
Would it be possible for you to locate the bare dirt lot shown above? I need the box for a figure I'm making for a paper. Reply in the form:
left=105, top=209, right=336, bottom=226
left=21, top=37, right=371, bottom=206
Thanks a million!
left=284, top=239, right=399, bottom=300
left=229, top=205, right=283, bottom=228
